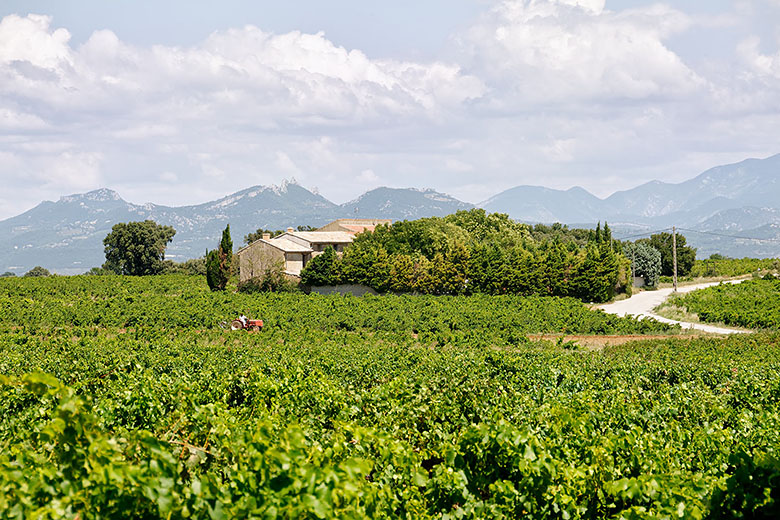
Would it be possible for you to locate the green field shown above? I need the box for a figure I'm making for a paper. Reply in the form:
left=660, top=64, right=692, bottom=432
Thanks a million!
left=1, top=276, right=779, bottom=518
left=690, top=257, right=780, bottom=279
left=668, top=278, right=780, bottom=330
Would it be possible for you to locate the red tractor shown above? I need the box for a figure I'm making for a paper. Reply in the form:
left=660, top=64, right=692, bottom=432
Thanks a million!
left=230, top=318, right=264, bottom=331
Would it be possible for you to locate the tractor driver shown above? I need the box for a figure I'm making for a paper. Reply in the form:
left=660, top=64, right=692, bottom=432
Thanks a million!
left=239, top=314, right=248, bottom=328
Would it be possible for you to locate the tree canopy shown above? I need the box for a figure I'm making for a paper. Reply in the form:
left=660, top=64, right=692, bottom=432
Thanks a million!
left=103, top=220, right=176, bottom=276
left=624, top=242, right=662, bottom=287
left=300, top=246, right=340, bottom=286
left=299, top=210, right=630, bottom=302
left=23, top=266, right=50, bottom=277
left=206, top=225, right=232, bottom=291
left=639, top=232, right=696, bottom=277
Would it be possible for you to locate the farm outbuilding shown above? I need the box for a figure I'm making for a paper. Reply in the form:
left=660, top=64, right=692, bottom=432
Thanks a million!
left=237, top=219, right=389, bottom=282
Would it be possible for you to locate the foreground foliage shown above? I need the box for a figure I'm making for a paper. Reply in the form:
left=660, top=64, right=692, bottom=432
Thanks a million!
left=2, top=276, right=778, bottom=518
left=2, top=327, right=779, bottom=518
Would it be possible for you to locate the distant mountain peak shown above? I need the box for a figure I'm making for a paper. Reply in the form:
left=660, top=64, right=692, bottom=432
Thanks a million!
left=59, top=188, right=122, bottom=204
left=3, top=153, right=780, bottom=274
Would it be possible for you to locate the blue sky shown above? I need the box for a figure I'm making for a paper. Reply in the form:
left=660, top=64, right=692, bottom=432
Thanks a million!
left=0, top=0, right=779, bottom=218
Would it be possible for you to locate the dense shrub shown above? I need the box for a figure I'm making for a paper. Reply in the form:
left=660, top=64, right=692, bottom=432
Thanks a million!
left=300, top=246, right=341, bottom=286
left=237, top=266, right=299, bottom=293
left=300, top=210, right=629, bottom=302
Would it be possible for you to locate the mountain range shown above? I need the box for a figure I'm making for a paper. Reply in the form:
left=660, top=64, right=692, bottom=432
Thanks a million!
left=2, top=154, right=779, bottom=274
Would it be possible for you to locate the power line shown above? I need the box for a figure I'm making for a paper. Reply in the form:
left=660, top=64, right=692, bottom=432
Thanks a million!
left=615, top=226, right=780, bottom=243
left=614, top=228, right=673, bottom=241
left=677, top=227, right=780, bottom=243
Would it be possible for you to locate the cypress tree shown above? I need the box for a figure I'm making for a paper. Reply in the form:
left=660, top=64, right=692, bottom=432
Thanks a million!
left=206, top=224, right=232, bottom=291
left=206, top=249, right=220, bottom=290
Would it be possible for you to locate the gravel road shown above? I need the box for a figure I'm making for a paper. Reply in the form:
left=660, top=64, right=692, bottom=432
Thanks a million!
left=598, top=280, right=750, bottom=334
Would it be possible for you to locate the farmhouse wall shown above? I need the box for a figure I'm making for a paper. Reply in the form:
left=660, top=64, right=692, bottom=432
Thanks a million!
left=285, top=252, right=305, bottom=275
left=237, top=243, right=285, bottom=282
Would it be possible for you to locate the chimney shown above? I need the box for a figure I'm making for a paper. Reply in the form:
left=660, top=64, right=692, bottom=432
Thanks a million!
left=262, top=233, right=271, bottom=240
left=287, top=227, right=294, bottom=233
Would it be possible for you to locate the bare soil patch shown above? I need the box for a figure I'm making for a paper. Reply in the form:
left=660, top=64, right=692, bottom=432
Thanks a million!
left=526, top=333, right=703, bottom=350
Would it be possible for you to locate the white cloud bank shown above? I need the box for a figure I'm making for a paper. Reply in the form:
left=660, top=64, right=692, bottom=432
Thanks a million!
left=462, top=1, right=703, bottom=104
left=0, top=2, right=778, bottom=218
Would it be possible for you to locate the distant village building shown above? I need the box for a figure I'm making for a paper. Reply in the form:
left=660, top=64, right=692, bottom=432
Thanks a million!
left=236, top=219, right=391, bottom=282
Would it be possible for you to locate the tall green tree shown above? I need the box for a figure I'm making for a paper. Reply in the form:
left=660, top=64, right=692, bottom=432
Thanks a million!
left=640, top=232, right=696, bottom=277
left=103, top=220, right=176, bottom=275
left=624, top=242, right=662, bottom=287
left=206, top=224, right=232, bottom=291
left=300, top=246, right=341, bottom=286
left=340, top=242, right=392, bottom=292
left=24, top=266, right=50, bottom=277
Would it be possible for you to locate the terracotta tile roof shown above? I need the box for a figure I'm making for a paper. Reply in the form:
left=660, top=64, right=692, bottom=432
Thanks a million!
left=342, top=224, right=377, bottom=233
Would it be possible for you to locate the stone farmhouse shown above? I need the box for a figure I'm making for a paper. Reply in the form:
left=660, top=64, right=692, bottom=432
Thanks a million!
left=236, top=219, right=391, bottom=282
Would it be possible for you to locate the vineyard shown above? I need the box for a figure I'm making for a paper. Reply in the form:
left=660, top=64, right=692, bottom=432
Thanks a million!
left=1, top=276, right=779, bottom=518
left=690, top=257, right=779, bottom=278
left=667, top=278, right=780, bottom=330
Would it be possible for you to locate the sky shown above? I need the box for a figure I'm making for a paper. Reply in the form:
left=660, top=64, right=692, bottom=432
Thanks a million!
left=1, top=0, right=779, bottom=219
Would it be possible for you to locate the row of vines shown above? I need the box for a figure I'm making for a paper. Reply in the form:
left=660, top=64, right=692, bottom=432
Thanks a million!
left=1, top=276, right=778, bottom=518
left=670, top=278, right=780, bottom=329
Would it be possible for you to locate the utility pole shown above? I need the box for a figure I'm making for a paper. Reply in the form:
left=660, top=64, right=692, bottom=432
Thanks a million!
left=672, top=226, right=678, bottom=292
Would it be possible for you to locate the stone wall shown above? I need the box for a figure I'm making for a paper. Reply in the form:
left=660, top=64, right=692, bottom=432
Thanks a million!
left=237, top=243, right=285, bottom=282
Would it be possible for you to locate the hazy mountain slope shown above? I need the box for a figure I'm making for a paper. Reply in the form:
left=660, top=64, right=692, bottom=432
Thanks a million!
left=606, top=154, right=780, bottom=219
left=0, top=183, right=472, bottom=274
left=0, top=189, right=148, bottom=273
left=480, top=186, right=604, bottom=223
left=2, top=154, right=780, bottom=274
left=339, top=187, right=473, bottom=220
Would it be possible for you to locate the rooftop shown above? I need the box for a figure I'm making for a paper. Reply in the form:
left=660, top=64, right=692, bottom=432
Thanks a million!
left=287, top=231, right=354, bottom=244
left=266, top=237, right=313, bottom=253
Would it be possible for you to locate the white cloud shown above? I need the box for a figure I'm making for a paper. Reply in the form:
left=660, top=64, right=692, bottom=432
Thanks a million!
left=461, top=1, right=703, bottom=105
left=274, top=151, right=300, bottom=174
left=738, top=36, right=780, bottom=78
left=444, top=158, right=474, bottom=172
left=160, top=171, right=178, bottom=182
left=0, top=14, right=488, bottom=213
left=0, top=14, right=72, bottom=68
left=0, top=5, right=778, bottom=220
left=0, top=108, right=48, bottom=131
left=357, top=169, right=379, bottom=183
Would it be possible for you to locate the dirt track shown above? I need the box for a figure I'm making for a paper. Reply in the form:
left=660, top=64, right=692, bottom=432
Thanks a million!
left=526, top=334, right=703, bottom=350
left=598, top=280, right=749, bottom=335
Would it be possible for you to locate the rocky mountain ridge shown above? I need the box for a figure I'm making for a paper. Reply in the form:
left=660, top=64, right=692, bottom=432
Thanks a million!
left=2, top=154, right=779, bottom=274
